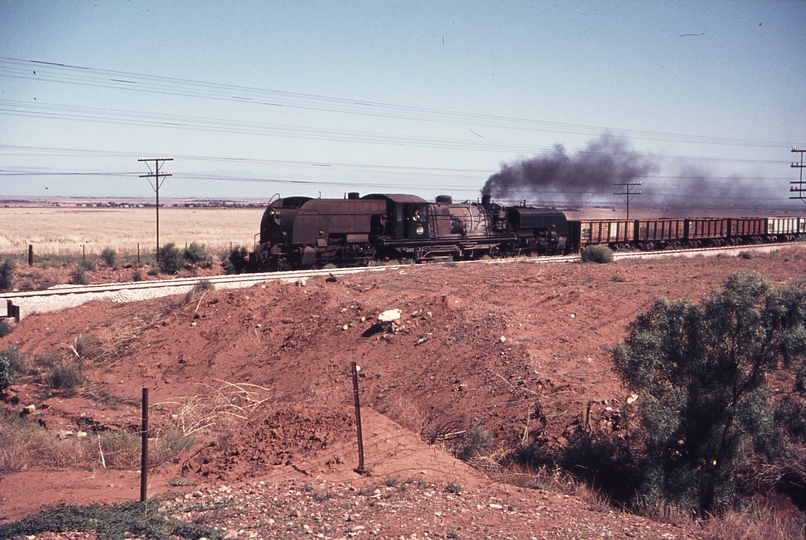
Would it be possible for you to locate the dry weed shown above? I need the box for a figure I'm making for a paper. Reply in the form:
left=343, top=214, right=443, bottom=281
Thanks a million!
left=493, top=462, right=612, bottom=512
left=155, top=380, right=273, bottom=438
left=701, top=505, right=805, bottom=540
left=0, top=416, right=92, bottom=471
left=72, top=312, right=164, bottom=365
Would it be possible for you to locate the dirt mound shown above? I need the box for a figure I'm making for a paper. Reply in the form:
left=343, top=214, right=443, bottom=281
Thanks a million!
left=1, top=245, right=805, bottom=535
left=181, top=405, right=356, bottom=481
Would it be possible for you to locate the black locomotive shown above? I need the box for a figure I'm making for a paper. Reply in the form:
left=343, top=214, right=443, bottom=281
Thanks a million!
left=248, top=192, right=806, bottom=271
left=249, top=193, right=569, bottom=270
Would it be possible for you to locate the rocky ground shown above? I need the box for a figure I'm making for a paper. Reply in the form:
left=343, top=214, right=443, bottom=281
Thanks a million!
left=1, top=244, right=804, bottom=539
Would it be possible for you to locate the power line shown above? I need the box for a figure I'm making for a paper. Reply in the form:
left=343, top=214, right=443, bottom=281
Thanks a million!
left=0, top=56, right=794, bottom=150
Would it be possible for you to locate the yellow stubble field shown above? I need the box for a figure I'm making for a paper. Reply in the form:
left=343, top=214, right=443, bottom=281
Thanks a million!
left=0, top=206, right=265, bottom=256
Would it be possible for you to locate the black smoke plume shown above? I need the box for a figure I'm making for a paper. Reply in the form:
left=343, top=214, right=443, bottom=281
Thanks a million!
left=482, top=133, right=792, bottom=212
left=482, top=134, right=656, bottom=204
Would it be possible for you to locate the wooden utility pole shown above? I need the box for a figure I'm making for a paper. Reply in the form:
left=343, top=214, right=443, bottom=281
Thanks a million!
left=614, top=182, right=642, bottom=221
left=138, top=157, right=173, bottom=262
left=791, top=146, right=805, bottom=204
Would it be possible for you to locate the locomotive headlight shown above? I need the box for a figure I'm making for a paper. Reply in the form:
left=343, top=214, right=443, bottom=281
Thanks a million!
left=416, top=225, right=424, bottom=235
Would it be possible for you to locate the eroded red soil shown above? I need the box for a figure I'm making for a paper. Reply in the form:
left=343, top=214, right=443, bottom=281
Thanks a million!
left=1, top=246, right=804, bottom=538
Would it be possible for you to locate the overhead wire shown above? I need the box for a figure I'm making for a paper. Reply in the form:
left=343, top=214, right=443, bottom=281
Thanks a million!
left=0, top=56, right=794, bottom=150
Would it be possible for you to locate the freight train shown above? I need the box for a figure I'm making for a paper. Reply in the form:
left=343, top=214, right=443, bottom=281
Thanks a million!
left=247, top=193, right=806, bottom=271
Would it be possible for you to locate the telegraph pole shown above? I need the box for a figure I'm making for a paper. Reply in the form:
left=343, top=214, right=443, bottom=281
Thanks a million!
left=791, top=146, right=805, bottom=204
left=614, top=182, right=642, bottom=220
left=138, top=157, right=173, bottom=262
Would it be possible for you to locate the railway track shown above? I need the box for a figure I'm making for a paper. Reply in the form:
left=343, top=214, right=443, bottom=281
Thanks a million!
left=0, top=242, right=799, bottom=321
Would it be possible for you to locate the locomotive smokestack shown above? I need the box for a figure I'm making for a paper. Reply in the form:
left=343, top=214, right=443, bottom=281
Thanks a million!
left=482, top=194, right=491, bottom=206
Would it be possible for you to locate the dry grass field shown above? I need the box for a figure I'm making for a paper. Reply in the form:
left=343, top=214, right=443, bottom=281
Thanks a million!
left=0, top=206, right=264, bottom=257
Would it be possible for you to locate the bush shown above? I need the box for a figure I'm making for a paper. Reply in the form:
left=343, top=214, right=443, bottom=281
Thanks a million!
left=70, top=266, right=90, bottom=285
left=101, top=247, right=117, bottom=267
left=158, top=243, right=184, bottom=274
left=581, top=245, right=614, bottom=263
left=132, top=269, right=144, bottom=281
left=0, top=259, right=15, bottom=291
left=79, top=258, right=97, bottom=271
left=0, top=320, right=13, bottom=338
left=184, top=242, right=211, bottom=268
left=0, top=347, right=25, bottom=394
left=612, top=272, right=806, bottom=513
left=49, top=361, right=83, bottom=396
left=445, top=482, right=463, bottom=494
left=224, top=246, right=249, bottom=274
left=459, top=422, right=493, bottom=461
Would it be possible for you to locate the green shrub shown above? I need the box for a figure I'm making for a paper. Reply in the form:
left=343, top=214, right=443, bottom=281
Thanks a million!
left=0, top=499, right=224, bottom=539
left=158, top=243, right=184, bottom=274
left=739, top=250, right=753, bottom=260
left=612, top=272, right=806, bottom=513
left=581, top=244, right=614, bottom=263
left=445, top=482, right=463, bottom=494
left=101, top=247, right=117, bottom=267
left=70, top=266, right=90, bottom=285
left=184, top=242, right=211, bottom=268
left=49, top=361, right=83, bottom=396
left=79, top=258, right=97, bottom=271
left=0, top=320, right=13, bottom=338
left=0, top=347, right=25, bottom=393
left=0, top=259, right=15, bottom=291
left=224, top=246, right=249, bottom=274
left=459, top=422, right=493, bottom=461
left=132, top=269, right=144, bottom=281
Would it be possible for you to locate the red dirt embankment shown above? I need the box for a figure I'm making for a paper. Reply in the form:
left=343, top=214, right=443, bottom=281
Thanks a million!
left=1, top=245, right=804, bottom=538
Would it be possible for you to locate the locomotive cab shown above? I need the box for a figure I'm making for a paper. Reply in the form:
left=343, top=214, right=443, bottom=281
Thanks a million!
left=406, top=204, right=428, bottom=239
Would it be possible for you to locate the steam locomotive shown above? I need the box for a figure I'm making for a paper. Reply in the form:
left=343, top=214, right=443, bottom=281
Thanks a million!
left=248, top=192, right=805, bottom=271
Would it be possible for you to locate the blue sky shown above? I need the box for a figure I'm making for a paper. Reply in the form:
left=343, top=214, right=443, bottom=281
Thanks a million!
left=1, top=0, right=804, bottom=210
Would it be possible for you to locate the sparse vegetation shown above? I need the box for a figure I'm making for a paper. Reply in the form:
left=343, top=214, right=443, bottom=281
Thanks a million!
left=581, top=244, right=615, bottom=263
left=80, top=258, right=97, bottom=272
left=0, top=347, right=25, bottom=394
left=224, top=246, right=249, bottom=274
left=0, top=498, right=225, bottom=539
left=184, top=242, right=212, bottom=268
left=445, top=481, right=463, bottom=494
left=158, top=243, right=184, bottom=274
left=0, top=319, right=13, bottom=338
left=100, top=246, right=117, bottom=267
left=458, top=422, right=493, bottom=461
left=184, top=278, right=215, bottom=304
left=70, top=265, right=91, bottom=285
left=48, top=360, right=84, bottom=397
left=98, top=429, right=140, bottom=468
left=0, top=258, right=15, bottom=290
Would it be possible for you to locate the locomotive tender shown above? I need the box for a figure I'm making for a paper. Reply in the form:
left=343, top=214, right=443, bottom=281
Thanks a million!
left=248, top=192, right=805, bottom=271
